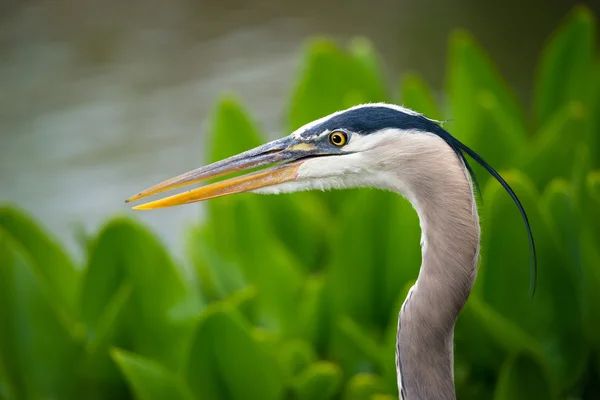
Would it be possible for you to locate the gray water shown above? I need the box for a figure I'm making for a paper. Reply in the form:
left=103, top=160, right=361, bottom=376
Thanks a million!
left=1, top=0, right=596, bottom=259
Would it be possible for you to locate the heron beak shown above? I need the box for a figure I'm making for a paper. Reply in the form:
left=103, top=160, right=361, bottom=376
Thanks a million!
left=125, top=136, right=315, bottom=210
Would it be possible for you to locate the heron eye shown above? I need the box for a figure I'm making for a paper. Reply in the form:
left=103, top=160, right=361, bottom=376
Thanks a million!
left=329, top=131, right=347, bottom=146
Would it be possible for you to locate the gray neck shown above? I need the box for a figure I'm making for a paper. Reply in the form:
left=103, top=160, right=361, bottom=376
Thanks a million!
left=393, top=152, right=480, bottom=399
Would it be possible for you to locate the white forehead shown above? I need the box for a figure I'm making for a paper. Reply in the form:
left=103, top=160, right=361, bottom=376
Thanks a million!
left=290, top=102, right=423, bottom=139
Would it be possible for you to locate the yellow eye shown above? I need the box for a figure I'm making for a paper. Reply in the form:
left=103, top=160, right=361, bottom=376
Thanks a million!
left=329, top=131, right=347, bottom=146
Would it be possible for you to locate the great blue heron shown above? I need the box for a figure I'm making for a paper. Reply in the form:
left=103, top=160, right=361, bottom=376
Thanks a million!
left=126, top=103, right=537, bottom=400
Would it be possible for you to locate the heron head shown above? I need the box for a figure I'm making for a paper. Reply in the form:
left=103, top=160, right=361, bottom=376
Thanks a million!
left=126, top=103, right=452, bottom=209
left=127, top=102, right=537, bottom=295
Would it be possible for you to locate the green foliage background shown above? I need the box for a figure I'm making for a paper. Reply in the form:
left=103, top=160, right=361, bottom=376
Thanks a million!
left=1, top=5, right=600, bottom=400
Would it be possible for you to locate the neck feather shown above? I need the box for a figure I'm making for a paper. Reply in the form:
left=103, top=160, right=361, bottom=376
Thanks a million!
left=378, top=132, right=480, bottom=400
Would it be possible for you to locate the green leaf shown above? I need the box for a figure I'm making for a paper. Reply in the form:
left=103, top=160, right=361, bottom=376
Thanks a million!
left=0, top=229, right=81, bottom=400
left=293, top=361, right=342, bottom=400
left=329, top=189, right=420, bottom=329
left=539, top=179, right=590, bottom=389
left=343, top=373, right=386, bottom=400
left=337, top=316, right=383, bottom=370
left=111, top=349, right=194, bottom=400
left=400, top=73, right=441, bottom=120
left=207, top=96, right=264, bottom=164
left=533, top=6, right=595, bottom=126
left=186, top=305, right=285, bottom=400
left=370, top=394, right=396, bottom=400
left=447, top=31, right=527, bottom=181
left=296, top=276, right=328, bottom=347
left=205, top=195, right=306, bottom=335
left=86, top=284, right=133, bottom=355
left=478, top=171, right=584, bottom=387
left=381, top=281, right=413, bottom=393
left=288, top=38, right=387, bottom=132
left=540, top=180, right=582, bottom=279
left=81, top=218, right=201, bottom=371
left=0, top=356, right=16, bottom=400
left=587, top=61, right=600, bottom=168
left=348, top=37, right=388, bottom=101
left=77, top=283, right=133, bottom=400
left=0, top=206, right=80, bottom=317
left=455, top=294, right=553, bottom=399
left=493, top=353, right=554, bottom=400
left=276, top=339, right=318, bottom=379
left=459, top=296, right=545, bottom=365
left=327, top=189, right=420, bottom=379
left=588, top=170, right=600, bottom=202
left=581, top=171, right=600, bottom=350
left=258, top=193, right=333, bottom=273
left=187, top=224, right=246, bottom=301
left=206, top=97, right=332, bottom=273
left=518, top=102, right=588, bottom=189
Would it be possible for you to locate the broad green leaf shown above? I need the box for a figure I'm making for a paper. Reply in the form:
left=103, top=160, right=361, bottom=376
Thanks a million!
left=81, top=218, right=201, bottom=371
left=207, top=96, right=264, bottom=164
left=86, top=284, right=133, bottom=355
left=276, top=339, right=318, bottom=379
left=571, top=142, right=593, bottom=200
left=257, top=194, right=333, bottom=273
left=0, top=356, right=16, bottom=400
left=400, top=73, right=441, bottom=120
left=206, top=97, right=332, bottom=272
left=348, top=37, right=388, bottom=101
left=519, top=102, right=588, bottom=189
left=337, top=316, right=383, bottom=371
left=288, top=38, right=387, bottom=131
left=581, top=171, right=600, bottom=350
left=293, top=361, right=342, bottom=400
left=381, top=196, right=421, bottom=327
left=111, top=349, right=194, bottom=400
left=587, top=62, right=600, bottom=168
left=329, top=189, right=420, bottom=330
left=493, top=353, right=554, bottom=400
left=206, top=195, right=306, bottom=335
left=533, top=6, right=595, bottom=127
left=458, top=296, right=546, bottom=366
left=478, top=171, right=546, bottom=316
left=0, top=229, right=81, bottom=400
left=0, top=206, right=80, bottom=317
left=76, top=283, right=133, bottom=400
left=454, top=356, right=495, bottom=400
left=297, top=276, right=328, bottom=347
left=327, top=189, right=382, bottom=328
left=184, top=308, right=225, bottom=400
left=226, top=286, right=259, bottom=325
left=580, top=225, right=600, bottom=351
left=478, top=171, right=583, bottom=386
left=370, top=394, right=396, bottom=400
left=456, top=295, right=549, bottom=398
left=539, top=178, right=589, bottom=389
left=447, top=31, right=526, bottom=180
left=186, top=305, right=285, bottom=400
left=381, top=281, right=413, bottom=393
left=588, top=170, right=600, bottom=202
left=343, top=373, right=386, bottom=400
left=540, top=180, right=582, bottom=278
left=187, top=224, right=246, bottom=301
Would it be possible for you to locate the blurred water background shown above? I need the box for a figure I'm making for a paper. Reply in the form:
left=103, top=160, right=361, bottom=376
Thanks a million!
left=2, top=0, right=599, bottom=258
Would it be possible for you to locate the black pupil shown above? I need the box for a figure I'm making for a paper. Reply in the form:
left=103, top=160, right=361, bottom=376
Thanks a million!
left=332, top=134, right=342, bottom=144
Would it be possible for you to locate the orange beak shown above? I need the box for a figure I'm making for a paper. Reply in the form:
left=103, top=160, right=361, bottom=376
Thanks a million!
left=125, top=136, right=315, bottom=210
